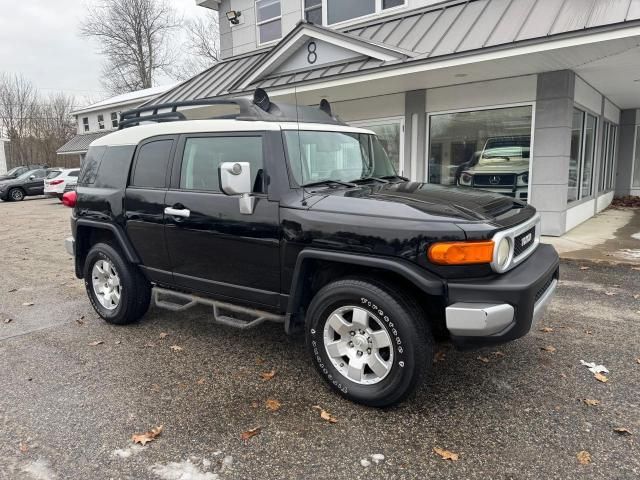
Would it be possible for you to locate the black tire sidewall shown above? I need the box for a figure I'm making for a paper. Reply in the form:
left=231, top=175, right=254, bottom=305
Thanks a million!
left=9, top=189, right=24, bottom=201
left=84, top=243, right=137, bottom=324
left=306, top=280, right=428, bottom=407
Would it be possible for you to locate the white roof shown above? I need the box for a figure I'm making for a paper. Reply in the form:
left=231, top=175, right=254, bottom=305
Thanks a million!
left=91, top=120, right=375, bottom=147
left=72, top=83, right=180, bottom=116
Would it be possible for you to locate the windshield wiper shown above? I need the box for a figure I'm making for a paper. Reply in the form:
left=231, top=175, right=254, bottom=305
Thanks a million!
left=350, top=176, right=390, bottom=184
left=380, top=175, right=409, bottom=181
left=302, top=179, right=357, bottom=189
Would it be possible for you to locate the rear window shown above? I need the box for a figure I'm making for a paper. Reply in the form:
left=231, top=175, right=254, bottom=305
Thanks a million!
left=46, top=170, right=62, bottom=179
left=79, top=146, right=107, bottom=184
left=131, top=139, right=173, bottom=188
left=67, top=170, right=80, bottom=177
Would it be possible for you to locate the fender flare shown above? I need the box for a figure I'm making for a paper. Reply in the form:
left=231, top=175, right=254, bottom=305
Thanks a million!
left=285, top=249, right=445, bottom=333
left=76, top=219, right=140, bottom=264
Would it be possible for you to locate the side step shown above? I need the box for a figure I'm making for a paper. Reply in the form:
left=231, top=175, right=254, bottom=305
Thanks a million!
left=152, top=287, right=285, bottom=330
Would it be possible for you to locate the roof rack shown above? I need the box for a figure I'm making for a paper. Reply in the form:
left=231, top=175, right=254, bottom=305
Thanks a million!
left=118, top=88, right=346, bottom=129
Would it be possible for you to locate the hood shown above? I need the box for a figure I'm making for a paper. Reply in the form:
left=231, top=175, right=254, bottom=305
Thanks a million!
left=305, top=181, right=532, bottom=225
left=465, top=160, right=529, bottom=174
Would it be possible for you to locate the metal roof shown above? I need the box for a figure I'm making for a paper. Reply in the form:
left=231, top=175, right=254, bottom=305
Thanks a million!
left=56, top=131, right=111, bottom=155
left=147, top=0, right=640, bottom=105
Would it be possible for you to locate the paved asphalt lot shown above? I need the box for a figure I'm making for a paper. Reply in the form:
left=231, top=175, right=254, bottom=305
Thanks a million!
left=1, top=198, right=639, bottom=480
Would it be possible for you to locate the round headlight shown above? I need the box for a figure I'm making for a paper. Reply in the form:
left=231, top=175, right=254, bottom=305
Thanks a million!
left=520, top=173, right=529, bottom=185
left=459, top=173, right=472, bottom=186
left=496, top=237, right=511, bottom=269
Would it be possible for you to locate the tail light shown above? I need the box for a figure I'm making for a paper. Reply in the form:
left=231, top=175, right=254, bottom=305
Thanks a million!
left=49, top=179, right=64, bottom=185
left=62, top=191, right=77, bottom=208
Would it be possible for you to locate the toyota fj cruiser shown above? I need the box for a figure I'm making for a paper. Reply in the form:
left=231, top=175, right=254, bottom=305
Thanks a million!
left=63, top=90, right=559, bottom=407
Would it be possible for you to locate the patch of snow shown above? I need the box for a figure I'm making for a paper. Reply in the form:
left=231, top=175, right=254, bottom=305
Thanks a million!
left=21, top=459, right=56, bottom=480
left=220, top=456, right=233, bottom=473
left=371, top=453, right=385, bottom=464
left=360, top=459, right=371, bottom=467
left=113, top=445, right=146, bottom=459
left=631, top=232, right=640, bottom=241
left=580, top=360, right=609, bottom=374
left=150, top=460, right=219, bottom=480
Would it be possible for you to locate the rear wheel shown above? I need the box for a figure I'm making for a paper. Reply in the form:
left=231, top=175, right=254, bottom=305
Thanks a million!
left=8, top=188, right=25, bottom=201
left=83, top=243, right=151, bottom=325
left=305, top=278, right=432, bottom=407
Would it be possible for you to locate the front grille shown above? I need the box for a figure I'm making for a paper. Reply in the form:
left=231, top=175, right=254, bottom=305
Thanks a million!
left=473, top=174, right=516, bottom=187
left=534, top=275, right=555, bottom=303
left=514, top=226, right=536, bottom=258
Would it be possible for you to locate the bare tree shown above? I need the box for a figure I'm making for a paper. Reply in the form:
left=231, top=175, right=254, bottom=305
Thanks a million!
left=173, top=12, right=220, bottom=81
left=80, top=0, right=181, bottom=94
left=0, top=73, right=37, bottom=165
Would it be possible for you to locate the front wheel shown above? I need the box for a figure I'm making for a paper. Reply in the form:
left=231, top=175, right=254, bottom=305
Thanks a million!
left=83, top=243, right=151, bottom=325
left=8, top=188, right=25, bottom=201
left=306, top=278, right=432, bottom=407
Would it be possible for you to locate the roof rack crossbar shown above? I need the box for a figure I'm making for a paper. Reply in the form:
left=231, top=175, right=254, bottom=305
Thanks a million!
left=119, top=98, right=254, bottom=130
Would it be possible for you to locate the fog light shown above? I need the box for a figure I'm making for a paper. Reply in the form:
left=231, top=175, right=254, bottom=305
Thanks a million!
left=496, top=237, right=511, bottom=269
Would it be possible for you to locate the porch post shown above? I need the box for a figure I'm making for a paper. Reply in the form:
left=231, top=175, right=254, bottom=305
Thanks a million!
left=616, top=109, right=638, bottom=196
left=404, top=90, right=426, bottom=181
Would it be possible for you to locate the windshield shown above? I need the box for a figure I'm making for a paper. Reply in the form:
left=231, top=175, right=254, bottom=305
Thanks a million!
left=5, top=167, right=23, bottom=176
left=283, top=130, right=396, bottom=186
left=480, top=137, right=530, bottom=165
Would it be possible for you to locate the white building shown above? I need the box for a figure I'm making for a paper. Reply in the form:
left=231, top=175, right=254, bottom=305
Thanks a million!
left=0, top=137, right=8, bottom=175
left=147, top=0, right=640, bottom=236
left=57, top=84, right=177, bottom=165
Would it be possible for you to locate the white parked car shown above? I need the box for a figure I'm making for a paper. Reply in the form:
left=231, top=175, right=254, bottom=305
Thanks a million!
left=44, top=168, right=80, bottom=200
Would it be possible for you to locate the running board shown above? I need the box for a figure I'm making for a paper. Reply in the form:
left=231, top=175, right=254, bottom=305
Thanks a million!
left=152, top=287, right=285, bottom=330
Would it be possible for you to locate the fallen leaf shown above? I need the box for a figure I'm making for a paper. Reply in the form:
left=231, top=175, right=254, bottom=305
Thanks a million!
left=492, top=351, right=505, bottom=358
left=604, top=292, right=617, bottom=296
left=196, top=378, right=206, bottom=385
left=8, top=288, right=17, bottom=292
left=75, top=318, right=84, bottom=325
left=433, top=351, right=446, bottom=363
left=636, top=358, right=640, bottom=365
left=585, top=330, right=593, bottom=335
left=540, top=327, right=554, bottom=333
left=88, top=340, right=104, bottom=346
left=634, top=294, right=640, bottom=300
left=312, top=405, right=338, bottom=423
left=115, top=340, right=121, bottom=345
left=22, top=302, right=34, bottom=306
left=541, top=346, right=556, bottom=353
left=260, top=369, right=276, bottom=381
left=433, top=447, right=459, bottom=461
left=256, top=357, right=265, bottom=365
left=4, top=318, right=12, bottom=324
left=594, top=372, right=608, bottom=383
left=251, top=401, right=259, bottom=409
left=19, top=441, right=28, bottom=453
left=240, top=427, right=261, bottom=442
left=159, top=332, right=169, bottom=339
left=613, top=427, right=632, bottom=435
left=612, top=284, right=621, bottom=288
left=579, top=266, right=590, bottom=270
left=577, top=451, right=591, bottom=465
left=632, top=267, right=640, bottom=271
left=169, top=345, right=183, bottom=352
left=265, top=399, right=281, bottom=412
left=477, top=356, right=490, bottom=363
left=144, top=343, right=155, bottom=348
left=131, top=425, right=163, bottom=445
left=560, top=372, right=567, bottom=378
left=583, top=399, right=600, bottom=406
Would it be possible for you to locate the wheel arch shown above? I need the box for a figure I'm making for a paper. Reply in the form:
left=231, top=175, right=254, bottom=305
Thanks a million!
left=74, top=220, right=140, bottom=279
left=285, top=249, right=446, bottom=335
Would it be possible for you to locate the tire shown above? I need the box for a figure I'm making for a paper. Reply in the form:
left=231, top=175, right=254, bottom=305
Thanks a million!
left=8, top=188, right=25, bottom=201
left=305, top=277, right=432, bottom=407
left=83, top=242, right=151, bottom=325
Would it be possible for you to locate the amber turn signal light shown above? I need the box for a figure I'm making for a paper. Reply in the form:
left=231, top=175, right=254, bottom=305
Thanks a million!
left=427, top=241, right=494, bottom=265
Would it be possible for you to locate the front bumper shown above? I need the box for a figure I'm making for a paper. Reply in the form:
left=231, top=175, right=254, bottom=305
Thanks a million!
left=445, top=243, right=559, bottom=349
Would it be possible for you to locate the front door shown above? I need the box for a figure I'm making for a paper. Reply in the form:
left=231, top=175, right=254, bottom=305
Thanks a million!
left=25, top=169, right=47, bottom=194
left=164, top=133, right=280, bottom=308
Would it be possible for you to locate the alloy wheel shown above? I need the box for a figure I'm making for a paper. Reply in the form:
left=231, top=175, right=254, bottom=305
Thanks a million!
left=91, top=259, right=121, bottom=310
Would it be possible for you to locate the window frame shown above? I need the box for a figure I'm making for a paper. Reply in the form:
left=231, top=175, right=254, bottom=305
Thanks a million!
left=128, top=135, right=177, bottom=190
left=255, top=0, right=283, bottom=47
left=569, top=106, right=600, bottom=203
left=97, top=114, right=105, bottom=130
left=170, top=132, right=269, bottom=195
left=82, top=117, right=89, bottom=132
left=111, top=112, right=119, bottom=129
left=425, top=102, right=536, bottom=201
left=311, top=0, right=407, bottom=27
left=350, top=116, right=405, bottom=177
left=599, top=121, right=618, bottom=193
left=303, top=0, right=322, bottom=23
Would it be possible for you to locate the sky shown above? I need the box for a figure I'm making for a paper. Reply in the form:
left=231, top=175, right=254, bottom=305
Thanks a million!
left=0, top=0, right=210, bottom=105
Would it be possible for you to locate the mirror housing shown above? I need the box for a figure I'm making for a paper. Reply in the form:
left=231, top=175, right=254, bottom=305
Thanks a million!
left=29, top=175, right=35, bottom=180
left=219, top=162, right=255, bottom=215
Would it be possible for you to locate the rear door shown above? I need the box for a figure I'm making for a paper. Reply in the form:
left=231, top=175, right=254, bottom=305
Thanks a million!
left=124, top=136, right=177, bottom=284
left=164, top=132, right=281, bottom=307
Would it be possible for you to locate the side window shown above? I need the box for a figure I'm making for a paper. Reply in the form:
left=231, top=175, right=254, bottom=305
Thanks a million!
left=33, top=170, right=47, bottom=179
left=131, top=139, right=173, bottom=188
left=180, top=136, right=264, bottom=193
left=68, top=170, right=80, bottom=177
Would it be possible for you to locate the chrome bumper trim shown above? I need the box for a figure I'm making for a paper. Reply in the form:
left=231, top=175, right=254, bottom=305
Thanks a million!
left=64, top=237, right=75, bottom=256
left=445, top=303, right=515, bottom=337
left=532, top=279, right=557, bottom=325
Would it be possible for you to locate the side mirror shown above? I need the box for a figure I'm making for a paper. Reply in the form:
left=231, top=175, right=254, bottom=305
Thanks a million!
left=29, top=175, right=35, bottom=180
left=219, top=162, right=255, bottom=215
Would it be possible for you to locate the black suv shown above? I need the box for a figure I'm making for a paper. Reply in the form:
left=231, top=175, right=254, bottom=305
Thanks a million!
left=64, top=91, right=559, bottom=407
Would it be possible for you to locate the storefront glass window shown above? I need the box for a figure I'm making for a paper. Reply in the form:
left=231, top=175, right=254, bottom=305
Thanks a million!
left=581, top=113, right=597, bottom=197
left=568, top=108, right=599, bottom=202
left=568, top=109, right=584, bottom=202
left=634, top=126, right=640, bottom=188
left=428, top=106, right=532, bottom=202
left=355, top=120, right=403, bottom=176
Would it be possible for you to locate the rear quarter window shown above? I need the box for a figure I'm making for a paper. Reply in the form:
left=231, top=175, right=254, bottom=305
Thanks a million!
left=46, top=171, right=62, bottom=179
left=93, top=145, right=137, bottom=188
left=79, top=146, right=107, bottom=185
left=130, top=139, right=174, bottom=188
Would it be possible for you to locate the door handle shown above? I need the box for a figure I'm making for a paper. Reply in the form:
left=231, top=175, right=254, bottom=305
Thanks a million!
left=164, top=207, right=191, bottom=218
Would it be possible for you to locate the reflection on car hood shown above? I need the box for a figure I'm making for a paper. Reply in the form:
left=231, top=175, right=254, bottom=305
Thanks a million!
left=306, top=181, right=528, bottom=223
